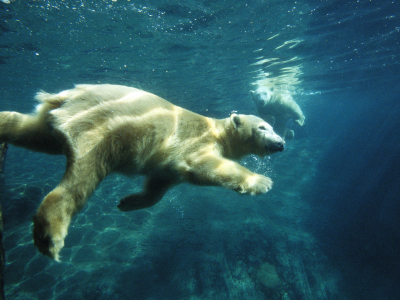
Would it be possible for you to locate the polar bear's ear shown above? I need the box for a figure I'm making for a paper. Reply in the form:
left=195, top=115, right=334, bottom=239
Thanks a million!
left=230, top=114, right=241, bottom=129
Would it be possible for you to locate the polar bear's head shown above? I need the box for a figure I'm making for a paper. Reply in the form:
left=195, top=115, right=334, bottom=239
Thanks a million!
left=229, top=114, right=285, bottom=158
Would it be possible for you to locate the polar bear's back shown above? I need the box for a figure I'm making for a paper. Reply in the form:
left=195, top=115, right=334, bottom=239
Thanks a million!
left=36, top=84, right=145, bottom=119
left=38, top=84, right=172, bottom=129
left=36, top=84, right=178, bottom=156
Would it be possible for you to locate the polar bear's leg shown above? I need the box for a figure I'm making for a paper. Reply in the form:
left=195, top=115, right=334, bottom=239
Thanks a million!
left=33, top=185, right=74, bottom=261
left=117, top=177, right=174, bottom=211
left=0, top=111, right=62, bottom=154
left=185, top=155, right=273, bottom=195
left=32, top=156, right=105, bottom=261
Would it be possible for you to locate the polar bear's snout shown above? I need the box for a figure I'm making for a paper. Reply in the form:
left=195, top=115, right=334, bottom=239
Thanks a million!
left=270, top=140, right=285, bottom=152
left=265, top=134, right=285, bottom=153
left=277, top=141, right=285, bottom=151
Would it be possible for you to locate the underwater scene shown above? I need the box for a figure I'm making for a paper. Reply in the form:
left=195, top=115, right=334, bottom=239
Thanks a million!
left=0, top=0, right=399, bottom=299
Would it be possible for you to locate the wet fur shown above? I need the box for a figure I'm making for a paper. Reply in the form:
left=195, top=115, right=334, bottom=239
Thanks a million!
left=0, top=84, right=285, bottom=260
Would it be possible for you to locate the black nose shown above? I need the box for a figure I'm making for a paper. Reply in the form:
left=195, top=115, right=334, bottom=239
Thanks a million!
left=278, top=141, right=285, bottom=152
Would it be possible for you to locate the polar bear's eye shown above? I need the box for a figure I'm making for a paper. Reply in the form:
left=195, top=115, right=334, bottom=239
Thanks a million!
left=258, top=125, right=266, bottom=130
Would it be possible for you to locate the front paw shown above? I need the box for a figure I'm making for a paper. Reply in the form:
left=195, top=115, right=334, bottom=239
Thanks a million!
left=239, top=174, right=273, bottom=195
left=32, top=212, right=66, bottom=261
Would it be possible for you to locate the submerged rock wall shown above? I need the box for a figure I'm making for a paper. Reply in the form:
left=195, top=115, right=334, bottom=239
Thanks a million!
left=0, top=142, right=7, bottom=300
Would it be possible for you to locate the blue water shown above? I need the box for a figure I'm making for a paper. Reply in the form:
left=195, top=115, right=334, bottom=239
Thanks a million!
left=1, top=0, right=399, bottom=299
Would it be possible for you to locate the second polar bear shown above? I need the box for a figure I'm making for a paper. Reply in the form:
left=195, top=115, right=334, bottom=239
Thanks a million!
left=251, top=86, right=305, bottom=140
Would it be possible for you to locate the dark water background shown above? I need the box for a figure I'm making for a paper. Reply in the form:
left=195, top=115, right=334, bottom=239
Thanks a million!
left=1, top=0, right=400, bottom=299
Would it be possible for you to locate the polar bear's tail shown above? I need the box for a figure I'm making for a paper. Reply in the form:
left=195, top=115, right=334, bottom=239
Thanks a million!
left=35, top=90, right=68, bottom=114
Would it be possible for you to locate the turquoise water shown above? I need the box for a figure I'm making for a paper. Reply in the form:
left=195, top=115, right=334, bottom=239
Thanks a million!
left=1, top=0, right=400, bottom=299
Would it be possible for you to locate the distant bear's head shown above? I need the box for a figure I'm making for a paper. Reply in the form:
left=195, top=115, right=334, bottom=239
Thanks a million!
left=251, top=87, right=273, bottom=104
left=229, top=114, right=285, bottom=158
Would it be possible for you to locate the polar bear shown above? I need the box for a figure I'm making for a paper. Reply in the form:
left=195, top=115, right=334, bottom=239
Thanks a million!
left=0, top=84, right=285, bottom=260
left=251, top=86, right=305, bottom=140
